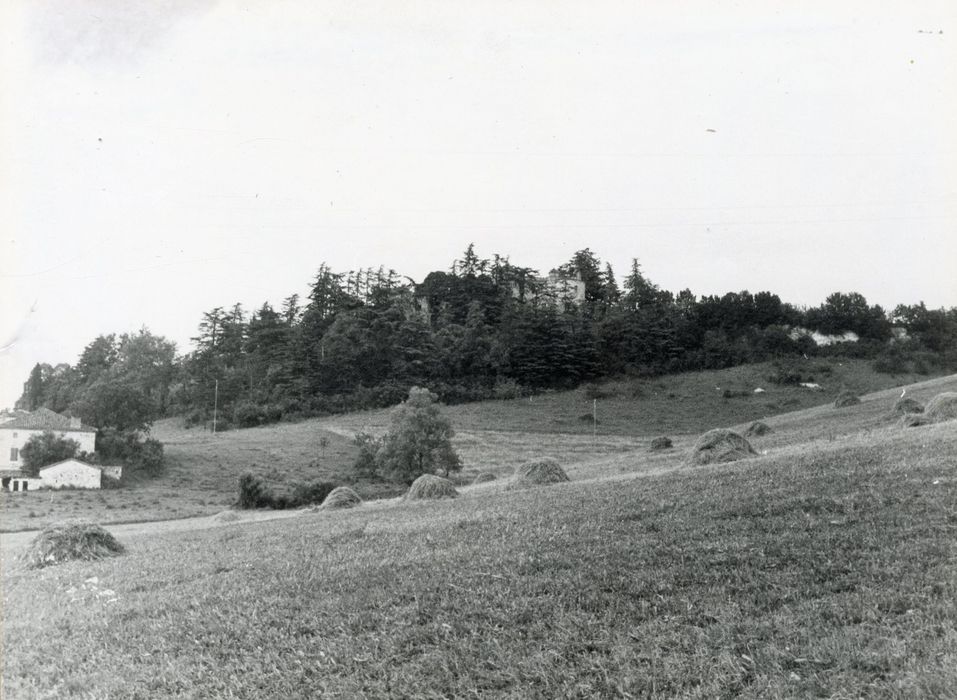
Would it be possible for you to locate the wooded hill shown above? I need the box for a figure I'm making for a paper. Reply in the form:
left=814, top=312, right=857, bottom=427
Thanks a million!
left=17, top=245, right=957, bottom=431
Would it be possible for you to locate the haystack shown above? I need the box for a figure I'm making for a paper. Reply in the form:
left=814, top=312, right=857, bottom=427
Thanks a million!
left=650, top=436, right=673, bottom=451
left=893, top=396, right=924, bottom=415
left=745, top=421, right=773, bottom=437
left=690, top=429, right=757, bottom=466
left=509, top=457, right=570, bottom=489
left=406, top=474, right=458, bottom=500
left=213, top=510, right=242, bottom=522
left=472, top=472, right=497, bottom=484
left=321, top=486, right=362, bottom=509
left=23, top=522, right=124, bottom=570
left=834, top=392, right=861, bottom=408
left=905, top=392, right=957, bottom=427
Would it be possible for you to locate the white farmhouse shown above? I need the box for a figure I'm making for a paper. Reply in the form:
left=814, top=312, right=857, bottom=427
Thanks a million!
left=0, top=408, right=97, bottom=470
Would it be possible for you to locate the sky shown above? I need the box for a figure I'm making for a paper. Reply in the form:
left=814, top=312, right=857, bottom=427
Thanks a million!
left=1, top=1, right=955, bottom=408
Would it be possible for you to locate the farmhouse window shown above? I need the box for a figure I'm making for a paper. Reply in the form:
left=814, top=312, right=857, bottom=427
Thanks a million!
left=10, top=447, right=18, bottom=462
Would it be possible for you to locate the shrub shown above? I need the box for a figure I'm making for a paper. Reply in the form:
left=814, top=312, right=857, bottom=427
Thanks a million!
left=20, top=432, right=80, bottom=476
left=290, top=480, right=336, bottom=507
left=767, top=360, right=804, bottom=386
left=237, top=473, right=273, bottom=509
left=352, top=431, right=382, bottom=478
left=472, top=472, right=497, bottom=484
left=95, top=428, right=165, bottom=477
left=22, top=522, right=124, bottom=569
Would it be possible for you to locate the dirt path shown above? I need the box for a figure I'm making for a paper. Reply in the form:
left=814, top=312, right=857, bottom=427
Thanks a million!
left=0, top=508, right=305, bottom=553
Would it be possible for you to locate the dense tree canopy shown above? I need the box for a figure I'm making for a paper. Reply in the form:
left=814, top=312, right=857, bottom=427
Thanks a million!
left=15, top=245, right=957, bottom=432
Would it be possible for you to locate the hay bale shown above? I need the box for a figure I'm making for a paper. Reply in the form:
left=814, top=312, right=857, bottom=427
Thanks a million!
left=690, top=429, right=757, bottom=466
left=509, top=457, right=570, bottom=489
left=649, top=436, right=673, bottom=451
left=213, top=510, right=242, bottom=522
left=893, top=396, right=924, bottom=415
left=22, top=522, right=124, bottom=570
left=472, top=472, right=497, bottom=484
left=406, top=474, right=458, bottom=500
left=834, top=391, right=861, bottom=408
left=906, top=392, right=957, bottom=428
left=745, top=421, right=773, bottom=437
left=321, top=486, right=362, bottom=509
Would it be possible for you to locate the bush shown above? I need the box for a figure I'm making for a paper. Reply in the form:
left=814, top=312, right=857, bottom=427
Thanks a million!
left=352, top=431, right=382, bottom=478
left=20, top=432, right=80, bottom=476
left=237, top=473, right=273, bottom=509
left=96, top=428, right=165, bottom=477
left=767, top=360, right=805, bottom=386
left=290, top=480, right=336, bottom=507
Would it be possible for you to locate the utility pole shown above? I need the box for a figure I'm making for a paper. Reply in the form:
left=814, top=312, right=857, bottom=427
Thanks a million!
left=212, top=379, right=219, bottom=434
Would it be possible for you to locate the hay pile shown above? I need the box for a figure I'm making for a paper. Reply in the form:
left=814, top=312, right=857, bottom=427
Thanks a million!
left=509, top=457, right=570, bottom=490
left=834, top=392, right=861, bottom=408
left=904, top=392, right=957, bottom=427
left=406, top=474, right=458, bottom=500
left=472, top=472, right=497, bottom=484
left=893, top=396, right=924, bottom=415
left=213, top=510, right=242, bottom=522
left=650, top=436, right=673, bottom=451
left=23, top=522, right=124, bottom=570
left=690, top=429, right=757, bottom=466
left=321, top=486, right=362, bottom=509
left=745, top=421, right=773, bottom=437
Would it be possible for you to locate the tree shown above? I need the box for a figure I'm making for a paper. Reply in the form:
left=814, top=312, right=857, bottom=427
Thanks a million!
left=74, top=377, right=157, bottom=433
left=20, top=431, right=80, bottom=476
left=375, top=387, right=461, bottom=482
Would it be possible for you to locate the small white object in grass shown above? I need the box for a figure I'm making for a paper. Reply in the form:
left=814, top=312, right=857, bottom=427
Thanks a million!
left=933, top=479, right=940, bottom=485
left=85, top=576, right=98, bottom=585
left=790, top=672, right=801, bottom=681
left=754, top=387, right=765, bottom=393
left=799, top=382, right=821, bottom=390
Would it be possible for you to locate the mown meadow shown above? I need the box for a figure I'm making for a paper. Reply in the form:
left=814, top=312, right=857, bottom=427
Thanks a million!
left=0, top=358, right=940, bottom=533
left=1, top=373, right=955, bottom=698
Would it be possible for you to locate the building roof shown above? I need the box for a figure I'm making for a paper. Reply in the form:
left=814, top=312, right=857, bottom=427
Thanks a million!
left=38, top=458, right=103, bottom=473
left=0, top=407, right=96, bottom=433
left=0, top=469, right=28, bottom=478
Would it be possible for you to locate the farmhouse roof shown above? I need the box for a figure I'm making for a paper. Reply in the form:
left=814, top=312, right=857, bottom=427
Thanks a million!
left=38, top=459, right=103, bottom=474
left=0, top=408, right=96, bottom=433
left=0, top=469, right=28, bottom=478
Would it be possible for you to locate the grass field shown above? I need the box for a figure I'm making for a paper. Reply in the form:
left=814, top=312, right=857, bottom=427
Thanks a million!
left=2, top=371, right=956, bottom=697
left=0, top=358, right=942, bottom=533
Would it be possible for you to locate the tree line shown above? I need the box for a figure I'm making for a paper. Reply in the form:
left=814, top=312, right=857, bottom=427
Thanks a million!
left=17, top=245, right=957, bottom=433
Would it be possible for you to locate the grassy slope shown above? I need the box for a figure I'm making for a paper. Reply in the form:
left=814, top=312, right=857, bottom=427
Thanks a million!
left=2, top=374, right=956, bottom=698
left=0, top=358, right=941, bottom=533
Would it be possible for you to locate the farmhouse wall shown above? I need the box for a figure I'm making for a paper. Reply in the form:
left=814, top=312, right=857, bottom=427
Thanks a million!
left=0, top=428, right=96, bottom=469
left=39, top=460, right=102, bottom=489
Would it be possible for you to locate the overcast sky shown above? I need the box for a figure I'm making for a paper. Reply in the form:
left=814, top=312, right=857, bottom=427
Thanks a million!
left=2, top=1, right=955, bottom=407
